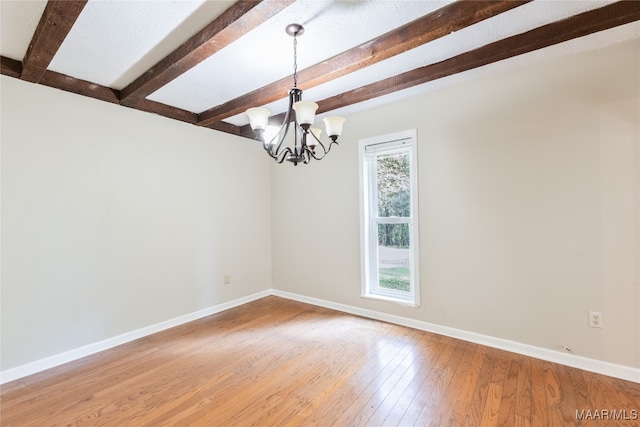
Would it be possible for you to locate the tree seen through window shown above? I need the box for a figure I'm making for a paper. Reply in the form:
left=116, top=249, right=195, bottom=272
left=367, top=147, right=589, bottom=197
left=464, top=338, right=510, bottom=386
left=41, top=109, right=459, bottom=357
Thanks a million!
left=376, top=152, right=410, bottom=292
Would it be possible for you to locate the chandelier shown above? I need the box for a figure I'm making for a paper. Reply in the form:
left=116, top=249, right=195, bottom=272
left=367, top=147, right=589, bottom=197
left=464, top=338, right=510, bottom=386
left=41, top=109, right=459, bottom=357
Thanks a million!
left=245, top=24, right=345, bottom=166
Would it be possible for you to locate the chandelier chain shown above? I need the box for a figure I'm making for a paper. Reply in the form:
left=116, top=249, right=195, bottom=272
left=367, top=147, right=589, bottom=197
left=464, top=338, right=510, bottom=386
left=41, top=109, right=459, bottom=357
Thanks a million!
left=293, top=33, right=298, bottom=87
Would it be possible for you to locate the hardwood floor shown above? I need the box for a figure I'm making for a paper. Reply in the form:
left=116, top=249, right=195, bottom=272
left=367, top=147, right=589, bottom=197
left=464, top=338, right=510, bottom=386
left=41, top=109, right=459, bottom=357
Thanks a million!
left=1, top=296, right=639, bottom=426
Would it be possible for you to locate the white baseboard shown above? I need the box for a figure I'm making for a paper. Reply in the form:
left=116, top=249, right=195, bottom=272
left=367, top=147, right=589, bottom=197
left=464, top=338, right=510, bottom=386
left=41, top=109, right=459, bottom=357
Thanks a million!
left=0, top=290, right=272, bottom=385
left=272, top=289, right=640, bottom=384
left=3, top=288, right=638, bottom=385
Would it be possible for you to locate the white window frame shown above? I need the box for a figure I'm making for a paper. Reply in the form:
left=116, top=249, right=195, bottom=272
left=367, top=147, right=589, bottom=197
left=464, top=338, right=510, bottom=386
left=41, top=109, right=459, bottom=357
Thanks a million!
left=359, top=129, right=420, bottom=306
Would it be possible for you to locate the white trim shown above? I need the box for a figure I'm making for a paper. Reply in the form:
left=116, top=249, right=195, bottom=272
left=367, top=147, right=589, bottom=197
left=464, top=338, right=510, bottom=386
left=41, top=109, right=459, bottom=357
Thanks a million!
left=358, top=129, right=420, bottom=306
left=0, top=290, right=271, bottom=384
left=359, top=293, right=419, bottom=307
left=271, top=289, right=640, bottom=384
left=3, top=288, right=638, bottom=385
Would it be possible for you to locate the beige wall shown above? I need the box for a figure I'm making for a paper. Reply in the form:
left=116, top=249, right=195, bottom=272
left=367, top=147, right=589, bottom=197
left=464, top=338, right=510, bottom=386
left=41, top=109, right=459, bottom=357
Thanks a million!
left=271, top=40, right=640, bottom=368
left=1, top=40, right=638, bottom=373
left=1, top=77, right=272, bottom=370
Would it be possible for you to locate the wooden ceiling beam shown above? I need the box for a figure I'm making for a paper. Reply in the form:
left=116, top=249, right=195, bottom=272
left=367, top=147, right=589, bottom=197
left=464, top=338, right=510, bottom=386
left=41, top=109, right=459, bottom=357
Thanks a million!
left=20, top=0, right=88, bottom=83
left=1, top=54, right=243, bottom=136
left=5, top=1, right=636, bottom=142
left=39, top=70, right=120, bottom=104
left=120, top=0, right=295, bottom=107
left=1, top=56, right=22, bottom=78
left=237, top=0, right=639, bottom=139
left=199, top=121, right=242, bottom=136
left=133, top=99, right=198, bottom=124
left=37, top=70, right=200, bottom=124
left=197, top=0, right=531, bottom=127
left=313, top=1, right=640, bottom=117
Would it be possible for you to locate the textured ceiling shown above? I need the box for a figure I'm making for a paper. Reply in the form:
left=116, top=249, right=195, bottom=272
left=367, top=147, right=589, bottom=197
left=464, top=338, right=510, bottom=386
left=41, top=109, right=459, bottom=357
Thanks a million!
left=0, top=0, right=47, bottom=60
left=48, top=1, right=235, bottom=89
left=147, top=0, right=448, bottom=113
left=1, top=0, right=639, bottom=134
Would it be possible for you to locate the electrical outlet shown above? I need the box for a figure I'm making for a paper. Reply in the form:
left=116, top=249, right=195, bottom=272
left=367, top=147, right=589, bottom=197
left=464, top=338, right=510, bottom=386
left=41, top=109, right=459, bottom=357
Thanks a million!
left=589, top=311, right=603, bottom=328
left=224, top=275, right=231, bottom=285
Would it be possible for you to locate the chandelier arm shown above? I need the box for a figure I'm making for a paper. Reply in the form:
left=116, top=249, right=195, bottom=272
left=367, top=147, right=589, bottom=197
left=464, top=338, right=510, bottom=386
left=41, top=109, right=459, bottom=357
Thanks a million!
left=323, top=140, right=339, bottom=155
left=262, top=143, right=278, bottom=159
left=309, top=129, right=329, bottom=154
left=306, top=146, right=326, bottom=161
left=267, top=109, right=293, bottom=157
left=273, top=146, right=293, bottom=164
left=272, top=119, right=291, bottom=155
left=307, top=130, right=330, bottom=160
left=308, top=138, right=340, bottom=161
left=269, top=88, right=300, bottom=157
left=308, top=127, right=322, bottom=146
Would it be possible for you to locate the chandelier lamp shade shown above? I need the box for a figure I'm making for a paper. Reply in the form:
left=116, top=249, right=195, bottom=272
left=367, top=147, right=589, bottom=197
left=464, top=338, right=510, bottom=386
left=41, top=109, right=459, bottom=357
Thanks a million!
left=245, top=24, right=345, bottom=166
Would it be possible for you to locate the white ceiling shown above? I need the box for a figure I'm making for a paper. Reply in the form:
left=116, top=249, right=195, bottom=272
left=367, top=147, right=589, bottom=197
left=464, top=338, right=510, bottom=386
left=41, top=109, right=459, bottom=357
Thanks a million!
left=1, top=0, right=639, bottom=130
left=146, top=0, right=449, bottom=113
left=0, top=0, right=47, bottom=60
left=48, top=0, right=235, bottom=90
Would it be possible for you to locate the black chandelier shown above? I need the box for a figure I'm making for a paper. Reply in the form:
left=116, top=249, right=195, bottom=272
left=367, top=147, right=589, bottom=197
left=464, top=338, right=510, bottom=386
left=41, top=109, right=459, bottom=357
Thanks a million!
left=245, top=24, right=345, bottom=166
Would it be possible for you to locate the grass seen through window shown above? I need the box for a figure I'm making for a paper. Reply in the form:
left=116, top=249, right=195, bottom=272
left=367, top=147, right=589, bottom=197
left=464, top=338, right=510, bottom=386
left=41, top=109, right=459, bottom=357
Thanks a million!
left=379, top=266, right=410, bottom=292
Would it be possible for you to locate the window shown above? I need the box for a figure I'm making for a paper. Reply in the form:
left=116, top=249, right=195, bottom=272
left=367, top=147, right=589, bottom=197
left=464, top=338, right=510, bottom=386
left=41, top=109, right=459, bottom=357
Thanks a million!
left=359, top=129, right=420, bottom=306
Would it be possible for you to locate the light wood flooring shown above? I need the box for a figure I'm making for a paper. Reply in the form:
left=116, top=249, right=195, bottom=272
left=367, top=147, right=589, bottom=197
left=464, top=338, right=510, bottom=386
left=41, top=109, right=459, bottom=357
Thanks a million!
left=1, top=296, right=639, bottom=426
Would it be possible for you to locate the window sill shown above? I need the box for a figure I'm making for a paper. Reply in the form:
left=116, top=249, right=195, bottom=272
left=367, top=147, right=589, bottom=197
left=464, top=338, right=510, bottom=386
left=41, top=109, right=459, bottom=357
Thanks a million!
left=360, top=293, right=419, bottom=307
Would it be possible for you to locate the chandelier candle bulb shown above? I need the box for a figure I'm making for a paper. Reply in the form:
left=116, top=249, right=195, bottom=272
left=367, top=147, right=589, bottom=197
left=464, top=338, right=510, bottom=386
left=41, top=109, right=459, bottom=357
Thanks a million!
left=246, top=107, right=270, bottom=130
left=323, top=116, right=346, bottom=138
left=292, top=101, right=318, bottom=125
left=308, top=128, right=321, bottom=148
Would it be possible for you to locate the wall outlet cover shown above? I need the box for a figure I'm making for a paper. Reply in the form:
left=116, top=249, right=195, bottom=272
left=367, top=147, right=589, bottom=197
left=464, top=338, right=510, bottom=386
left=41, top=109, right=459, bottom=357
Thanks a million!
left=589, top=311, right=603, bottom=328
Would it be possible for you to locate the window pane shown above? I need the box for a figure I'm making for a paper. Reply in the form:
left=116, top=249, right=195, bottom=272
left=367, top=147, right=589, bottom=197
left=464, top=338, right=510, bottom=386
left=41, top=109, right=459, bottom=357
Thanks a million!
left=377, top=223, right=410, bottom=292
left=376, top=152, right=410, bottom=217
left=360, top=129, right=419, bottom=305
